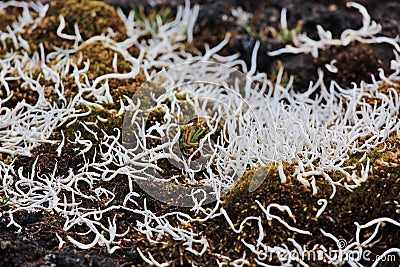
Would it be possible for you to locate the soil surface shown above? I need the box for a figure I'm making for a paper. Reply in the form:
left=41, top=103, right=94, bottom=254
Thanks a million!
left=106, top=0, right=399, bottom=90
left=0, top=0, right=399, bottom=266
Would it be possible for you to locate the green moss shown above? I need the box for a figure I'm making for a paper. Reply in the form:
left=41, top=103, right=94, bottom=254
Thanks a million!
left=130, top=5, right=173, bottom=33
left=269, top=60, right=291, bottom=87
left=259, top=23, right=303, bottom=45
left=70, top=41, right=132, bottom=78
left=8, top=106, right=124, bottom=179
left=24, top=0, right=127, bottom=52
left=2, top=2, right=399, bottom=265
left=68, top=41, right=139, bottom=108
left=62, top=106, right=123, bottom=158
left=106, top=74, right=146, bottom=102
left=217, top=134, right=399, bottom=265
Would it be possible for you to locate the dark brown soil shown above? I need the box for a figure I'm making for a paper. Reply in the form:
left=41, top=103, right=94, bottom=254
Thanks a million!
left=106, top=0, right=399, bottom=91
left=0, top=1, right=399, bottom=266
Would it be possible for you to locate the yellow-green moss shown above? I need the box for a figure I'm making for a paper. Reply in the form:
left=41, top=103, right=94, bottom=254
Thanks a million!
left=2, top=2, right=399, bottom=266
left=24, top=0, right=127, bottom=52
left=216, top=134, right=399, bottom=266
left=70, top=41, right=132, bottom=78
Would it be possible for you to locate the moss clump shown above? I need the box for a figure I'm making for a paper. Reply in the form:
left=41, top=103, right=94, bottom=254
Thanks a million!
left=10, top=105, right=124, bottom=178
left=68, top=41, right=140, bottom=107
left=70, top=41, right=132, bottom=79
left=218, top=134, right=399, bottom=266
left=24, top=0, right=127, bottom=52
left=63, top=106, right=124, bottom=157
left=105, top=74, right=147, bottom=106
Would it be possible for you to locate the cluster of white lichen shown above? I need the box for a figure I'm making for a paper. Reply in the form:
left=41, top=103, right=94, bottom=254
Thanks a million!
left=0, top=1, right=399, bottom=266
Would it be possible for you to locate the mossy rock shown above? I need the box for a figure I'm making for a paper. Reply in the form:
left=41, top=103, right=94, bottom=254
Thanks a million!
left=24, top=0, right=127, bottom=52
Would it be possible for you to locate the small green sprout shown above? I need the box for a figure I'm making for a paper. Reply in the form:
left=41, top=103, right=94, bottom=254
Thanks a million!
left=130, top=4, right=171, bottom=32
left=180, top=121, right=207, bottom=149
left=259, top=23, right=302, bottom=44
left=270, top=60, right=291, bottom=87
left=243, top=24, right=254, bottom=35
left=0, top=195, right=11, bottom=207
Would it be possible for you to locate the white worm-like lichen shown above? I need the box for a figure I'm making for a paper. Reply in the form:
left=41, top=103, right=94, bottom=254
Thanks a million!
left=268, top=2, right=400, bottom=57
left=0, top=1, right=399, bottom=265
